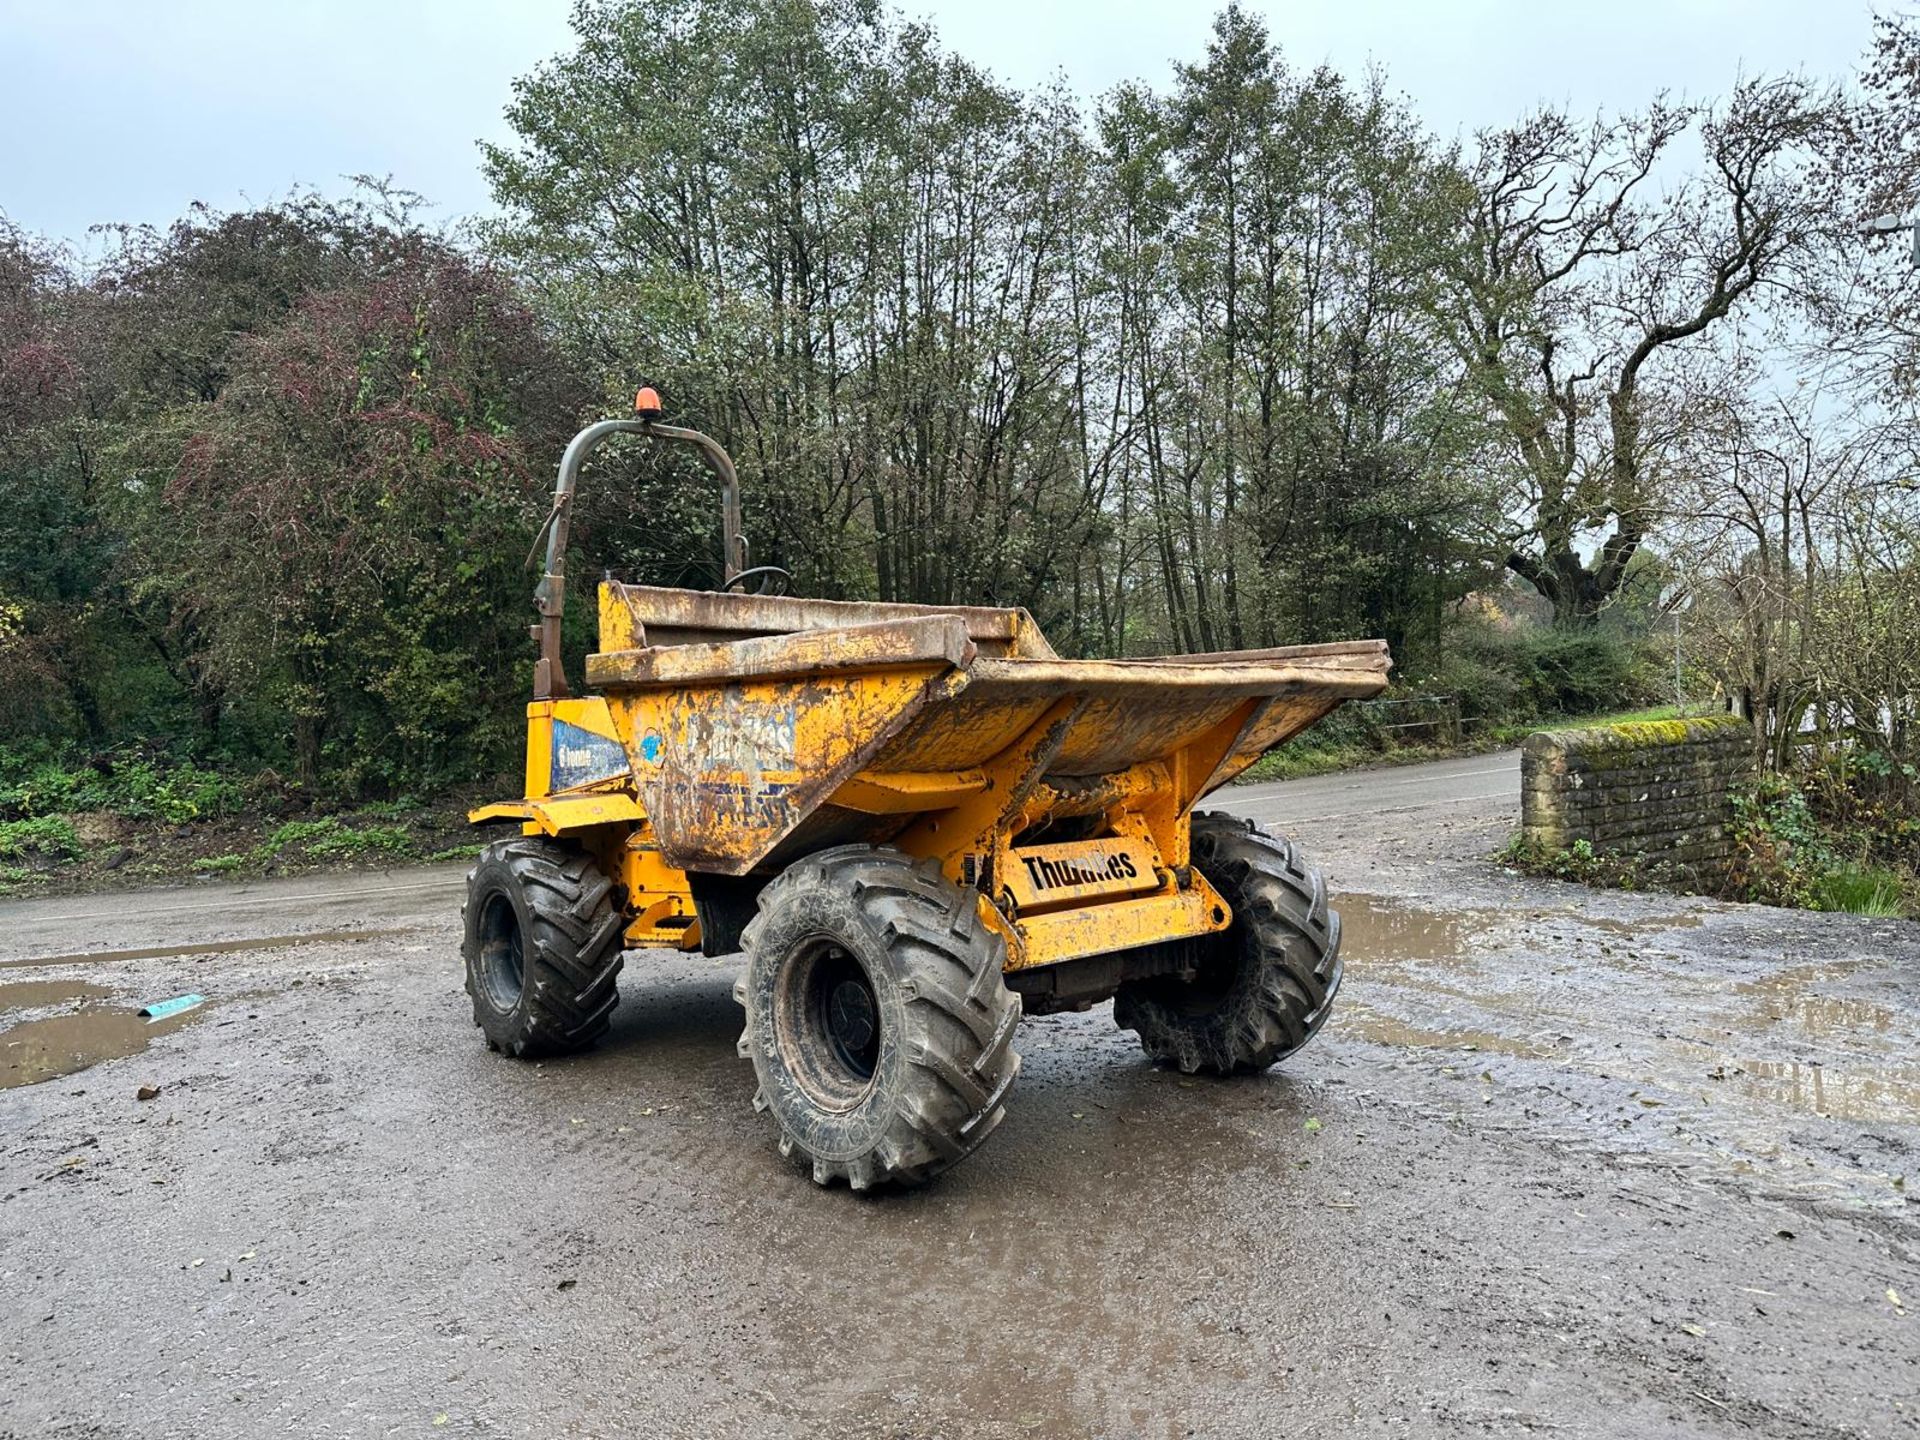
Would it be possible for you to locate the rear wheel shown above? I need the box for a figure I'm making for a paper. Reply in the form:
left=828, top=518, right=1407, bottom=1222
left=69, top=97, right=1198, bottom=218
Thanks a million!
left=461, top=838, right=625, bottom=1058
left=1113, top=812, right=1341, bottom=1075
left=735, top=846, right=1021, bottom=1190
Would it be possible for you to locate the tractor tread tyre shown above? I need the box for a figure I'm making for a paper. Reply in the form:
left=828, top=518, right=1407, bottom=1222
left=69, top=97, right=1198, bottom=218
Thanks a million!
left=736, top=846, right=1020, bottom=1191
left=1114, top=812, right=1340, bottom=1075
left=462, top=838, right=625, bottom=1059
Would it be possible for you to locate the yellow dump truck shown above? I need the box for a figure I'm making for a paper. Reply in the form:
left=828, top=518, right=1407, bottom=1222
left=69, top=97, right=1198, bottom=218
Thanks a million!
left=464, top=391, right=1390, bottom=1189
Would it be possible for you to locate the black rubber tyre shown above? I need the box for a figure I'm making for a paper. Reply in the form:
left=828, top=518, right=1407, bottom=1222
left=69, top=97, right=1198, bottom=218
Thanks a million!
left=735, top=846, right=1021, bottom=1191
left=461, top=837, right=625, bottom=1058
left=1113, top=812, right=1341, bottom=1075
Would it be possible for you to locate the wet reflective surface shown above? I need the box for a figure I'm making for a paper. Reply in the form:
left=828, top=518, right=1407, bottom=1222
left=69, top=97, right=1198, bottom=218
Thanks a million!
left=0, top=796, right=1915, bottom=1439
left=1331, top=890, right=1920, bottom=1136
left=0, top=979, right=208, bottom=1089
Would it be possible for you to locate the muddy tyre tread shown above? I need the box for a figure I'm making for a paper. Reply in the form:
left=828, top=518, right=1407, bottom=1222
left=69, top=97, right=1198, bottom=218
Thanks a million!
left=737, top=845, right=1021, bottom=1190
left=1114, top=812, right=1340, bottom=1075
left=462, top=838, right=625, bottom=1058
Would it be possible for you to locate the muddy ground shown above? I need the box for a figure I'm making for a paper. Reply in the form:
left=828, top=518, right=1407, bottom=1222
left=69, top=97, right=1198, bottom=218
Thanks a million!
left=1, top=768, right=1916, bottom=1439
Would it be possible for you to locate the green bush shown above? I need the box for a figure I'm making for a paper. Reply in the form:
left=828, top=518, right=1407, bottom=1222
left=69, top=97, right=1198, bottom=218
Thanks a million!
left=105, top=757, right=244, bottom=823
left=1728, top=770, right=1913, bottom=915
left=1430, top=621, right=1662, bottom=727
left=264, top=815, right=415, bottom=860
left=306, top=823, right=413, bottom=858
left=0, top=815, right=81, bottom=861
left=1727, top=773, right=1830, bottom=908
left=1813, top=864, right=1905, bottom=916
left=0, top=745, right=85, bottom=818
left=0, top=744, right=243, bottom=823
left=1497, top=834, right=1643, bottom=889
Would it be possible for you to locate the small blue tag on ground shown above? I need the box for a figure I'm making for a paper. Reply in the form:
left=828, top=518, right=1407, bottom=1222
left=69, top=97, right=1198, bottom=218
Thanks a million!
left=139, top=993, right=206, bottom=1021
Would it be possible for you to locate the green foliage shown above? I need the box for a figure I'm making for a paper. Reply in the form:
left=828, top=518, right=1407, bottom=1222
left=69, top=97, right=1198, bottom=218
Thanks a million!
left=1727, top=774, right=1831, bottom=909
left=2, top=196, right=585, bottom=802
left=309, top=823, right=414, bottom=859
left=263, top=816, right=414, bottom=860
left=0, top=756, right=86, bottom=818
left=0, top=744, right=241, bottom=823
left=0, top=815, right=81, bottom=862
left=1497, top=835, right=1643, bottom=889
left=1812, top=864, right=1905, bottom=916
left=485, top=0, right=1493, bottom=665
left=1726, top=769, right=1912, bottom=915
left=104, top=757, right=243, bottom=823
left=1429, top=618, right=1663, bottom=727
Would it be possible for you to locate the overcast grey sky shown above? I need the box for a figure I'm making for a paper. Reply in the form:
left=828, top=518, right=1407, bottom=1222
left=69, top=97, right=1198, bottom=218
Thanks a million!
left=0, top=0, right=1876, bottom=252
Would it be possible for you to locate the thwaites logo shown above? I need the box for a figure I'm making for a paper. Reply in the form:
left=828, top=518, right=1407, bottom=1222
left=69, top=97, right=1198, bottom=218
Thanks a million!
left=1021, top=849, right=1139, bottom=892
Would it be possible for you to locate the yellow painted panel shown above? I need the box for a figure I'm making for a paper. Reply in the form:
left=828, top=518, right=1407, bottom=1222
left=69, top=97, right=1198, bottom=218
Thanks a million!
left=1009, top=878, right=1231, bottom=971
left=467, top=793, right=645, bottom=834
left=830, top=769, right=988, bottom=814
left=1003, top=837, right=1159, bottom=911
left=521, top=696, right=629, bottom=801
left=599, top=584, right=644, bottom=653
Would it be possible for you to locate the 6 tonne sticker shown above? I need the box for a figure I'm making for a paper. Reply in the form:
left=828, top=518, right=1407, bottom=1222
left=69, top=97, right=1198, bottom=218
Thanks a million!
left=1003, top=837, right=1160, bottom=909
left=551, top=719, right=632, bottom=791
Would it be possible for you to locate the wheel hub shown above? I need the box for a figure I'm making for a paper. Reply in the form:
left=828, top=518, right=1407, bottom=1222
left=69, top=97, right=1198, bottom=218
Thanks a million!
left=476, top=892, right=526, bottom=1013
left=826, top=976, right=878, bottom=1078
left=773, top=939, right=883, bottom=1110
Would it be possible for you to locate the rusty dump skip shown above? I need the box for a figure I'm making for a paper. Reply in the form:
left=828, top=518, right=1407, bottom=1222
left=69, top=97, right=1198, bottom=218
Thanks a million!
left=581, top=583, right=1387, bottom=882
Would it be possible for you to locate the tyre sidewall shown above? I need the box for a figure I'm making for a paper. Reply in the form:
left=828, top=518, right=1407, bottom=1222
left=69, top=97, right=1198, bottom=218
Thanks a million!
left=463, top=846, right=537, bottom=1048
left=744, top=879, right=913, bottom=1165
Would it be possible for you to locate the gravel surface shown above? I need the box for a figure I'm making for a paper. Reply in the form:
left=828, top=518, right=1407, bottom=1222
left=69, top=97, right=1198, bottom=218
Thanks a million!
left=2, top=765, right=1916, bottom=1439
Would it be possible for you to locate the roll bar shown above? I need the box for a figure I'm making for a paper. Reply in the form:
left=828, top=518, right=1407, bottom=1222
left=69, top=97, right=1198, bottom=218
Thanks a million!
left=531, top=391, right=768, bottom=699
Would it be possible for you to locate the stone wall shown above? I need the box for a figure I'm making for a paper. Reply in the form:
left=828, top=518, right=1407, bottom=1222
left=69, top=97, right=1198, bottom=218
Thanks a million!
left=1521, top=716, right=1755, bottom=873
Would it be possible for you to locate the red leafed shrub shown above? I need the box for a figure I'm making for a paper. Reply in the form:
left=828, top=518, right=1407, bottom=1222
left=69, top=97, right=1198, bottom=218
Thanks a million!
left=161, top=238, right=588, bottom=793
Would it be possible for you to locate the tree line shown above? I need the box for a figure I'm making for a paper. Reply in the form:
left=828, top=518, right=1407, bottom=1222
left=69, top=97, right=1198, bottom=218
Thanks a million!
left=3, top=0, right=1917, bottom=797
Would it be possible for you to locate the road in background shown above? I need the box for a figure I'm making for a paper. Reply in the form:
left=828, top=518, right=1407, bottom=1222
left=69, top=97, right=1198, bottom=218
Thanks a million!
left=1224, top=749, right=1521, bottom=825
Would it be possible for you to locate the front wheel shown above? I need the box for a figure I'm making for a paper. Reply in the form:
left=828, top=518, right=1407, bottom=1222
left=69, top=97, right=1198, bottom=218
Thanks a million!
left=735, top=846, right=1021, bottom=1190
left=1113, top=812, right=1341, bottom=1075
left=461, top=838, right=625, bottom=1058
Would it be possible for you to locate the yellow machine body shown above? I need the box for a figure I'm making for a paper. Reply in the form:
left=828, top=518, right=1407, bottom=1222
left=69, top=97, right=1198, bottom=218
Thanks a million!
left=473, top=582, right=1390, bottom=974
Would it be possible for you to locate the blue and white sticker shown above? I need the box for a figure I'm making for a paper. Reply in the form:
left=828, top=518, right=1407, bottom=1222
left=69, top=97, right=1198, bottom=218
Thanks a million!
left=551, top=719, right=631, bottom=791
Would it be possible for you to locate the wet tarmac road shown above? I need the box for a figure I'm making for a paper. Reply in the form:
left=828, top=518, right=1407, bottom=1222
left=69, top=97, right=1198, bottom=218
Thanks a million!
left=2, top=762, right=1917, bottom=1438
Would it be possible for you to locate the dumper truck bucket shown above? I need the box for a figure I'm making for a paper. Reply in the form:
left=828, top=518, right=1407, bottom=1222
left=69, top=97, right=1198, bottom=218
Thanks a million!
left=581, top=583, right=1388, bottom=878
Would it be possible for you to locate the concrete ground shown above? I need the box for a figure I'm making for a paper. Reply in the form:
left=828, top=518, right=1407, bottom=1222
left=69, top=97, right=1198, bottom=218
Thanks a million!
left=1, top=754, right=1916, bottom=1439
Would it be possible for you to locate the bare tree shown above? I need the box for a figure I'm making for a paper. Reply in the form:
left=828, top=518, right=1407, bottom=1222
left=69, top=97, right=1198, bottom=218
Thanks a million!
left=1439, top=79, right=1840, bottom=625
left=1670, top=372, right=1919, bottom=767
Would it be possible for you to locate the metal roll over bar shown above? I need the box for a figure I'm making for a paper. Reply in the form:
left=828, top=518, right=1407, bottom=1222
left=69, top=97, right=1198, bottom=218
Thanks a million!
left=530, top=388, right=789, bottom=699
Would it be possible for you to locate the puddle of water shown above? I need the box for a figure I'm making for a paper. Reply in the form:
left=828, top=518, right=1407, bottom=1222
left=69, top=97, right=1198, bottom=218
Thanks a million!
left=1333, top=893, right=1485, bottom=972
left=1582, top=912, right=1703, bottom=936
left=1336, top=1000, right=1562, bottom=1059
left=0, top=1001, right=210, bottom=1089
left=0, top=979, right=111, bottom=1011
left=1327, top=894, right=1711, bottom=972
left=0, top=926, right=410, bottom=970
left=1722, top=1058, right=1920, bottom=1126
left=1733, top=967, right=1896, bottom=1041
